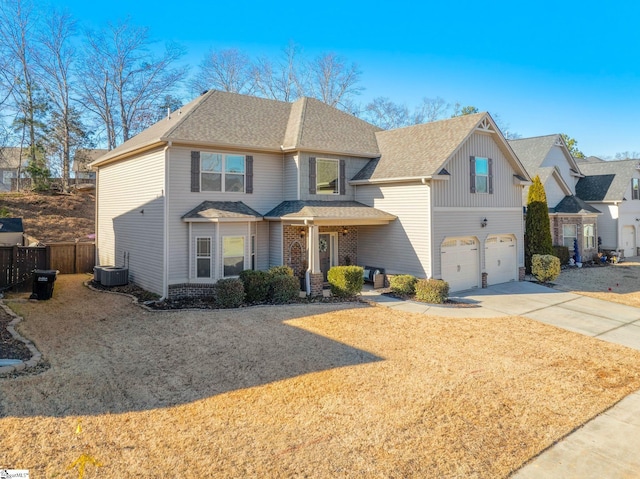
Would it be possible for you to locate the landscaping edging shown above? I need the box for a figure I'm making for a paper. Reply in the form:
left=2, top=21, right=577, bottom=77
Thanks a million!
left=0, top=302, right=43, bottom=375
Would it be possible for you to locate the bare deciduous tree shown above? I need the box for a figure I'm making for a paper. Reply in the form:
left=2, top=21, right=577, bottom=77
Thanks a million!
left=364, top=97, right=410, bottom=129
left=79, top=19, right=186, bottom=149
left=253, top=42, right=304, bottom=102
left=190, top=48, right=253, bottom=96
left=308, top=52, right=363, bottom=109
left=414, top=97, right=449, bottom=123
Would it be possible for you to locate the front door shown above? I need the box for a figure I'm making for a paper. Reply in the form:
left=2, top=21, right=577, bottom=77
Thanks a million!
left=319, top=234, right=331, bottom=281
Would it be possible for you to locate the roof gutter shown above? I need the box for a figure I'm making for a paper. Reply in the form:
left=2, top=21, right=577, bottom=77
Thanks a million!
left=350, top=176, right=439, bottom=186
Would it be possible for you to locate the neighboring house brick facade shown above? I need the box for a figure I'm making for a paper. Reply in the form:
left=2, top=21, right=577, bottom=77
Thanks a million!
left=91, top=91, right=531, bottom=297
left=509, top=135, right=600, bottom=261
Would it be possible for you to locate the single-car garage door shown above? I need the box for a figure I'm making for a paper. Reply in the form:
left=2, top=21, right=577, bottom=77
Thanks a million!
left=441, top=237, right=479, bottom=292
left=485, top=234, right=517, bottom=285
left=622, top=225, right=636, bottom=258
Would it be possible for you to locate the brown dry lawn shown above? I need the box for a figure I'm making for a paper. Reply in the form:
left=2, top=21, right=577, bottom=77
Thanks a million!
left=553, top=257, right=640, bottom=308
left=2, top=276, right=640, bottom=478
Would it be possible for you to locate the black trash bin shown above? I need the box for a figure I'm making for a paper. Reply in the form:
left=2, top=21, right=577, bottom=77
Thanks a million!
left=30, top=269, right=58, bottom=300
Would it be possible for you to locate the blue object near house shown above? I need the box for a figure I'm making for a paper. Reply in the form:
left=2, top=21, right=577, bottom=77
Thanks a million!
left=573, top=238, right=582, bottom=264
left=0, top=218, right=24, bottom=245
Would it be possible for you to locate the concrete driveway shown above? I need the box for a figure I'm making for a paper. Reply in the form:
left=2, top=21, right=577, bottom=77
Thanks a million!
left=364, top=281, right=640, bottom=478
left=454, top=281, right=640, bottom=351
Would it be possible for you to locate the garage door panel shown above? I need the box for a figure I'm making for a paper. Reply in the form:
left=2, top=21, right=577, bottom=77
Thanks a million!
left=485, top=235, right=517, bottom=285
left=441, top=237, right=479, bottom=292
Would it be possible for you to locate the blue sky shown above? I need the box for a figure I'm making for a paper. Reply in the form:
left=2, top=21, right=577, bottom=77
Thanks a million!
left=59, top=0, right=640, bottom=158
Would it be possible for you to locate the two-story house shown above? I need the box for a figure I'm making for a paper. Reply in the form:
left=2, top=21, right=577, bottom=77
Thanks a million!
left=509, top=135, right=600, bottom=261
left=576, top=158, right=640, bottom=257
left=91, top=90, right=530, bottom=298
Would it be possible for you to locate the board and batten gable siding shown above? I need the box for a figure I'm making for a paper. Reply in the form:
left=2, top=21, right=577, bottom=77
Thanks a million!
left=356, top=182, right=431, bottom=277
left=432, top=132, right=522, bottom=209
left=269, top=221, right=283, bottom=267
left=299, top=152, right=373, bottom=201
left=166, top=147, right=283, bottom=283
left=283, top=153, right=299, bottom=200
left=96, top=148, right=166, bottom=296
left=431, top=209, right=525, bottom=278
left=541, top=146, right=576, bottom=194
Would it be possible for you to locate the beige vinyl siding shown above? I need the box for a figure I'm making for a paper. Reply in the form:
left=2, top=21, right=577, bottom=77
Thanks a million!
left=543, top=177, right=567, bottom=209
left=96, top=148, right=166, bottom=295
left=257, top=221, right=269, bottom=270
left=356, top=182, right=430, bottom=277
left=269, top=221, right=283, bottom=267
left=432, top=132, right=522, bottom=208
left=283, top=153, right=298, bottom=200
left=166, top=147, right=283, bottom=283
left=431, top=208, right=524, bottom=277
left=541, top=146, right=575, bottom=194
left=299, top=152, right=373, bottom=201
left=591, top=203, right=617, bottom=249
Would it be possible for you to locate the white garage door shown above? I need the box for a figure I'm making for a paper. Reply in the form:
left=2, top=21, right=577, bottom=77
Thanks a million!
left=485, top=235, right=517, bottom=285
left=441, top=237, right=479, bottom=292
left=622, top=226, right=636, bottom=258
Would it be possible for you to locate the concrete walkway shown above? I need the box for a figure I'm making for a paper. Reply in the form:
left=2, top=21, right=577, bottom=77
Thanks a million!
left=361, top=281, right=640, bottom=478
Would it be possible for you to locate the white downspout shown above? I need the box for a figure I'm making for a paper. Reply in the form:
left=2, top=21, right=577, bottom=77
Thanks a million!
left=160, top=142, right=171, bottom=301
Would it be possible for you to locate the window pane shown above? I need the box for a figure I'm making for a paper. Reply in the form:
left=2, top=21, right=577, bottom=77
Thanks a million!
left=197, top=258, right=211, bottom=278
left=475, top=158, right=488, bottom=175
left=317, top=159, right=339, bottom=194
left=475, top=176, right=488, bottom=193
left=225, top=174, right=244, bottom=192
left=197, top=238, right=211, bottom=255
left=226, top=155, right=245, bottom=173
left=223, top=257, right=243, bottom=277
left=201, top=173, right=222, bottom=191
left=224, top=237, right=244, bottom=256
left=201, top=153, right=222, bottom=172
left=563, top=224, right=577, bottom=236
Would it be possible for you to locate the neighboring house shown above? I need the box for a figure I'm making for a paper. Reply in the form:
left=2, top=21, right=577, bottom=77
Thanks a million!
left=0, top=218, right=23, bottom=245
left=576, top=159, right=640, bottom=257
left=509, top=135, right=600, bottom=261
left=73, top=148, right=106, bottom=180
left=91, top=90, right=530, bottom=298
left=0, top=147, right=24, bottom=191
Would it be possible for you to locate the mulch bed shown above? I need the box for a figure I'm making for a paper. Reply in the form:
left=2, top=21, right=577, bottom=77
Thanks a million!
left=0, top=306, right=31, bottom=361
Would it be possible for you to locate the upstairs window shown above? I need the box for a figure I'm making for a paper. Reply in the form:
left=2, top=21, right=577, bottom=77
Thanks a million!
left=470, top=156, right=493, bottom=194
left=632, top=178, right=639, bottom=200
left=317, top=159, right=339, bottom=194
left=191, top=151, right=253, bottom=193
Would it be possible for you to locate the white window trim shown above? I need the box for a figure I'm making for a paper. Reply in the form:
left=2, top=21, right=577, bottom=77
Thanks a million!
left=475, top=157, right=489, bottom=194
left=583, top=224, right=595, bottom=249
left=222, top=235, right=245, bottom=278
left=316, top=158, right=339, bottom=195
left=562, top=224, right=577, bottom=250
left=200, top=152, right=246, bottom=193
left=195, top=236, right=212, bottom=279
left=632, top=178, right=639, bottom=200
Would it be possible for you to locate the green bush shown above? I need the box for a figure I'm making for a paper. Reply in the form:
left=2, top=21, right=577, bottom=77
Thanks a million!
left=552, top=245, right=570, bottom=265
left=268, top=274, right=300, bottom=304
left=239, top=270, right=270, bottom=303
left=213, top=278, right=245, bottom=308
left=525, top=176, right=554, bottom=273
left=327, top=266, right=364, bottom=298
left=415, top=279, right=449, bottom=304
left=389, top=274, right=417, bottom=296
left=268, top=265, right=294, bottom=277
left=531, top=254, right=561, bottom=283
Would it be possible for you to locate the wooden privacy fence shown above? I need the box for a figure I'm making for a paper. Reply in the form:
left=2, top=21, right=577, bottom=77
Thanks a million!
left=0, top=242, right=95, bottom=291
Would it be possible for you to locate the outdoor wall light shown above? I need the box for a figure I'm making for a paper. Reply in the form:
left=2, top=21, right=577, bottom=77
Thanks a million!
left=299, top=228, right=306, bottom=238
left=481, top=218, right=488, bottom=228
left=342, top=228, right=349, bottom=236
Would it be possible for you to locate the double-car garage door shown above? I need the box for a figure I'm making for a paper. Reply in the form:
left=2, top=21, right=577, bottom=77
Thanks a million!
left=441, top=235, right=517, bottom=292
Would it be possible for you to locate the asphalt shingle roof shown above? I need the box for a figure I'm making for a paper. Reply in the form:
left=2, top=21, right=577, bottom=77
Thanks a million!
left=576, top=159, right=640, bottom=202
left=264, top=200, right=396, bottom=221
left=181, top=201, right=263, bottom=220
left=508, top=135, right=562, bottom=174
left=552, top=195, right=601, bottom=214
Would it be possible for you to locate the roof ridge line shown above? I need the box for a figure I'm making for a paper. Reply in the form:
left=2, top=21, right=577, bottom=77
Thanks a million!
left=294, top=97, right=308, bottom=148
left=161, top=90, right=215, bottom=140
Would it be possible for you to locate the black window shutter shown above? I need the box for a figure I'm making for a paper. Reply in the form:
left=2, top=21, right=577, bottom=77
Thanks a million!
left=246, top=155, right=253, bottom=194
left=191, top=151, right=200, bottom=192
left=469, top=156, right=476, bottom=193
left=309, top=157, right=316, bottom=194
left=339, top=159, right=346, bottom=195
left=488, top=158, right=494, bottom=194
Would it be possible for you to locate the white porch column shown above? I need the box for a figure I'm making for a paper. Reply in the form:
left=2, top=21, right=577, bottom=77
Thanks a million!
left=309, top=224, right=320, bottom=273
